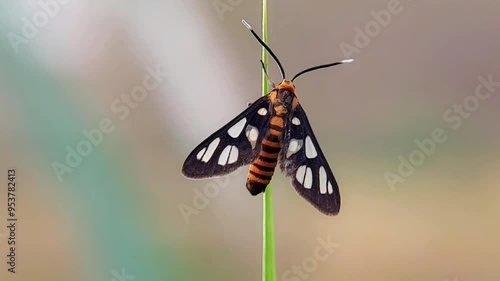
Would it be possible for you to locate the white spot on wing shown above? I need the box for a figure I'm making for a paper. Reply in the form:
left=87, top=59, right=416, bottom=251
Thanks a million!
left=218, top=145, right=239, bottom=165
left=218, top=145, right=231, bottom=165
left=202, top=138, right=220, bottom=162
left=245, top=125, right=259, bottom=149
left=196, top=147, right=206, bottom=160
left=292, top=117, right=301, bottom=125
left=296, top=165, right=306, bottom=184
left=304, top=167, right=313, bottom=189
left=228, top=146, right=239, bottom=164
left=286, top=139, right=303, bottom=158
left=258, top=108, right=267, bottom=116
left=248, top=128, right=258, bottom=141
left=305, top=136, right=317, bottom=158
left=319, top=166, right=327, bottom=194
left=327, top=181, right=333, bottom=194
left=228, top=118, right=247, bottom=138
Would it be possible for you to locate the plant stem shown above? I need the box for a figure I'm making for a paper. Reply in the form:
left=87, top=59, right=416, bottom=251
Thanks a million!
left=261, top=0, right=276, bottom=280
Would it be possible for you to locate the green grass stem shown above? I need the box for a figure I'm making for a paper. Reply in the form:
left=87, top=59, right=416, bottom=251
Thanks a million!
left=261, top=1, right=277, bottom=281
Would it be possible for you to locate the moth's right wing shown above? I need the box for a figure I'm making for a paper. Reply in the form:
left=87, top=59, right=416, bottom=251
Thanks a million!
left=279, top=104, right=341, bottom=215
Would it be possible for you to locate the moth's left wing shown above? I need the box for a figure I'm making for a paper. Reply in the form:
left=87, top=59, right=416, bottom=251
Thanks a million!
left=182, top=95, right=271, bottom=178
left=279, top=104, right=341, bottom=215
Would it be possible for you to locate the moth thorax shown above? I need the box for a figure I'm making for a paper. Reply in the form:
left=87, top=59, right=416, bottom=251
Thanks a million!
left=276, top=90, right=295, bottom=106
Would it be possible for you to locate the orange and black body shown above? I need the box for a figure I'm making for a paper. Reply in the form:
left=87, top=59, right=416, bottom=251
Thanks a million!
left=246, top=81, right=298, bottom=195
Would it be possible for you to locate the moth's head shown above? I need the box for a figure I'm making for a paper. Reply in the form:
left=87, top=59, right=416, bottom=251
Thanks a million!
left=276, top=80, right=296, bottom=93
left=271, top=80, right=298, bottom=114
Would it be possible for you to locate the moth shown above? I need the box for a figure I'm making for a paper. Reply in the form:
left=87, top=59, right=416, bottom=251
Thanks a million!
left=182, top=20, right=353, bottom=215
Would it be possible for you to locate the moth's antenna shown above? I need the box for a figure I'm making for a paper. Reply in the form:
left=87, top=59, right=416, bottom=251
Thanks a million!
left=242, top=19, right=285, bottom=80
left=260, top=59, right=276, bottom=88
left=291, top=58, right=354, bottom=82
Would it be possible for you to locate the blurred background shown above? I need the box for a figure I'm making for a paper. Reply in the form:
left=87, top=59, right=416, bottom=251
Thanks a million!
left=1, top=0, right=499, bottom=281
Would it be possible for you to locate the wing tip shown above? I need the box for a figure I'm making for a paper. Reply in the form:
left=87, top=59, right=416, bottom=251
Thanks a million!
left=317, top=205, right=340, bottom=216
left=181, top=161, right=203, bottom=179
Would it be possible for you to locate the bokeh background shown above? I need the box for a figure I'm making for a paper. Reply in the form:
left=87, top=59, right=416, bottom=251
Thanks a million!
left=1, top=1, right=499, bottom=281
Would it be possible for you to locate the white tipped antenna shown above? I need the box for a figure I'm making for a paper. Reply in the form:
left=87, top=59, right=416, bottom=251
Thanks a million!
left=291, top=58, right=355, bottom=82
left=241, top=19, right=286, bottom=80
left=242, top=19, right=252, bottom=30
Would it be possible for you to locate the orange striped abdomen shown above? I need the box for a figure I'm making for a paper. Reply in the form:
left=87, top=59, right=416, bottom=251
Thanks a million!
left=246, top=116, right=284, bottom=195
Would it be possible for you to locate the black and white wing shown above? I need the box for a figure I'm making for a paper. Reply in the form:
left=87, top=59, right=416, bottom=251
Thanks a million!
left=182, top=95, right=272, bottom=178
left=279, top=104, right=341, bottom=215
